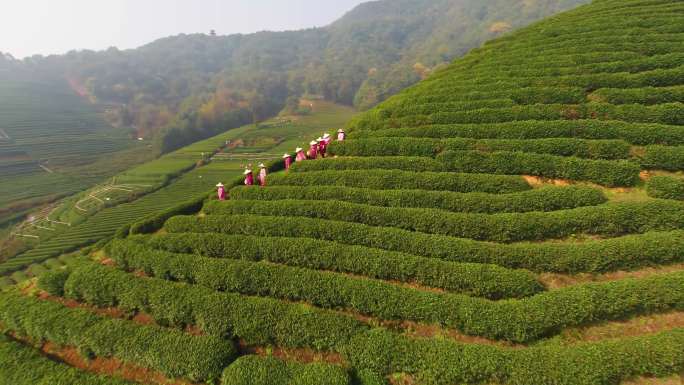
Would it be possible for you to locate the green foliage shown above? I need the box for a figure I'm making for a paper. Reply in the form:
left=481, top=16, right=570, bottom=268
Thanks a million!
left=291, top=156, right=445, bottom=172
left=36, top=269, right=71, bottom=297
left=0, top=335, right=134, bottom=385
left=5, top=0, right=588, bottom=152
left=591, top=85, right=684, bottom=104
left=229, top=185, right=607, bottom=214
left=270, top=169, right=531, bottom=193
left=0, top=291, right=236, bottom=382
left=437, top=150, right=641, bottom=186
left=129, top=195, right=208, bottom=235
left=165, top=215, right=684, bottom=274
left=643, top=145, right=684, bottom=171
left=202, top=200, right=684, bottom=242
left=343, top=328, right=684, bottom=385
left=61, top=262, right=366, bottom=350
left=329, top=137, right=631, bottom=159
left=105, top=241, right=684, bottom=343
left=221, top=355, right=350, bottom=385
left=119, top=235, right=543, bottom=299
left=646, top=176, right=684, bottom=200
left=352, top=120, right=684, bottom=146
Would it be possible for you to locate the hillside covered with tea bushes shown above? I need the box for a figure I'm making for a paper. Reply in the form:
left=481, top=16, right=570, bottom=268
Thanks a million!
left=3, top=0, right=684, bottom=384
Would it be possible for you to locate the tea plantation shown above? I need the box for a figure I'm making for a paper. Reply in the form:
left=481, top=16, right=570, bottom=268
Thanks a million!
left=2, top=0, right=684, bottom=384
left=0, top=74, right=139, bottom=221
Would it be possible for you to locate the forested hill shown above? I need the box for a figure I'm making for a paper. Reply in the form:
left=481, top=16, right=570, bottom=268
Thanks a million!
left=1, top=0, right=587, bottom=153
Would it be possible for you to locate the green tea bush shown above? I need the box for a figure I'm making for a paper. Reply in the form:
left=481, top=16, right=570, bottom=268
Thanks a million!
left=353, top=120, right=684, bottom=146
left=438, top=52, right=684, bottom=82
left=289, top=156, right=445, bottom=172
left=0, top=336, right=134, bottom=385
left=646, top=176, right=684, bottom=200
left=129, top=195, right=206, bottom=235
left=165, top=215, right=684, bottom=274
left=229, top=185, right=607, bottom=214
left=358, top=100, right=683, bottom=130
left=0, top=292, right=236, bottom=382
left=344, top=328, right=684, bottom=385
left=221, top=355, right=350, bottom=385
left=270, top=169, right=531, bottom=193
left=382, top=86, right=585, bottom=105
left=117, top=237, right=543, bottom=299
left=643, top=145, right=684, bottom=171
left=437, top=150, right=641, bottom=186
left=591, top=85, right=684, bottom=104
left=202, top=200, right=684, bottom=242
left=383, top=98, right=516, bottom=117
left=107, top=245, right=684, bottom=343
left=61, top=263, right=366, bottom=350
left=328, top=137, right=631, bottom=159
left=36, top=269, right=71, bottom=296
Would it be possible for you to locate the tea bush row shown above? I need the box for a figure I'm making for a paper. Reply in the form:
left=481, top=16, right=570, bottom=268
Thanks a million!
left=165, top=215, right=684, bottom=274
left=273, top=169, right=531, bottom=193
left=591, top=85, right=684, bottom=104
left=202, top=200, right=684, bottom=243
left=229, top=185, right=606, bottom=214
left=118, top=236, right=543, bottom=299
left=0, top=291, right=236, bottom=382
left=221, top=355, right=351, bottom=385
left=0, top=336, right=134, bottom=385
left=344, top=328, right=684, bottom=385
left=352, top=120, right=684, bottom=146
left=646, top=176, right=684, bottom=200
left=642, top=145, right=684, bottom=171
left=55, top=263, right=366, bottom=350
left=328, top=137, right=631, bottom=159
left=109, top=236, right=544, bottom=303
left=105, top=244, right=684, bottom=343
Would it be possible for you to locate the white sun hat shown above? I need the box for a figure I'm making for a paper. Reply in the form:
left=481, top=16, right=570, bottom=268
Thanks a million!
left=310, top=140, right=318, bottom=146
left=323, top=133, right=331, bottom=139
left=216, top=182, right=224, bottom=187
left=258, top=163, right=266, bottom=168
left=296, top=147, right=303, bottom=152
left=317, top=137, right=323, bottom=142
left=243, top=169, right=252, bottom=175
left=337, top=129, right=345, bottom=133
left=283, top=153, right=291, bottom=158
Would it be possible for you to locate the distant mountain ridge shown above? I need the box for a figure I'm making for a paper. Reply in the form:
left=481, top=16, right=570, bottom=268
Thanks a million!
left=2, top=0, right=588, bottom=153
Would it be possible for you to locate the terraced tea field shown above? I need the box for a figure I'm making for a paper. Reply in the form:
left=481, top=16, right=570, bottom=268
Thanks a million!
left=0, top=101, right=355, bottom=279
left=0, top=73, right=140, bottom=224
left=2, top=0, right=684, bottom=384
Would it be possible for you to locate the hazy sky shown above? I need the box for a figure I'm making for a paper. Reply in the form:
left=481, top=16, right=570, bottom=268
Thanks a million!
left=0, top=0, right=366, bottom=58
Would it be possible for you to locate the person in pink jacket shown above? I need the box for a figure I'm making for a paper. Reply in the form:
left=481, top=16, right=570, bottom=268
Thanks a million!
left=323, top=133, right=332, bottom=145
left=244, top=168, right=254, bottom=186
left=257, top=163, right=267, bottom=187
left=337, top=128, right=346, bottom=141
left=295, top=147, right=307, bottom=162
left=283, top=153, right=293, bottom=170
left=216, top=183, right=226, bottom=201
left=308, top=140, right=318, bottom=159
left=317, top=137, right=327, bottom=158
